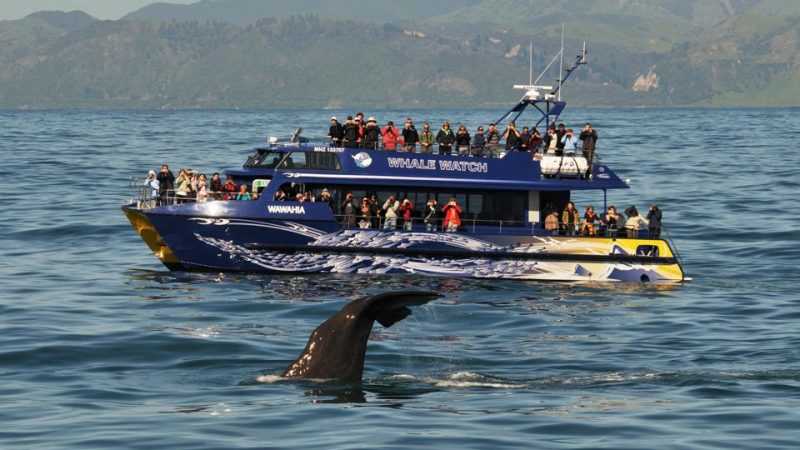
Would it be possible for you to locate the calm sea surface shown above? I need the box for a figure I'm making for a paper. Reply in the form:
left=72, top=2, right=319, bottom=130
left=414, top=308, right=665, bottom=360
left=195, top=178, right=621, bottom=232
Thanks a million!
left=1, top=108, right=799, bottom=449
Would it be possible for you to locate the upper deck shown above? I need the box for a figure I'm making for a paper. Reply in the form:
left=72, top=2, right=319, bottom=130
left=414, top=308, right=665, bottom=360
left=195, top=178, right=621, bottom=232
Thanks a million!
left=226, top=145, right=629, bottom=193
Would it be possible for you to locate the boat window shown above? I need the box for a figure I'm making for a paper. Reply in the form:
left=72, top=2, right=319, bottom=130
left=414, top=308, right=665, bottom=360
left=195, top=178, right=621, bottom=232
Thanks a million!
left=304, top=184, right=527, bottom=225
left=636, top=245, right=660, bottom=257
left=276, top=152, right=341, bottom=170
left=308, top=152, right=341, bottom=170
left=245, top=150, right=289, bottom=168
left=279, top=152, right=303, bottom=169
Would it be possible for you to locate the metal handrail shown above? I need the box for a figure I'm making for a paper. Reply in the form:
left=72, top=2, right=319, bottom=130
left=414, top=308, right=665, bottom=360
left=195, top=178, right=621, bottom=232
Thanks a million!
left=127, top=176, right=255, bottom=209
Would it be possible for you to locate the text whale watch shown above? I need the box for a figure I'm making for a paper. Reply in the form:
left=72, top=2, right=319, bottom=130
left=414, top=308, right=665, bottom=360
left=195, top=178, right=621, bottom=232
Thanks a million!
left=123, top=42, right=686, bottom=283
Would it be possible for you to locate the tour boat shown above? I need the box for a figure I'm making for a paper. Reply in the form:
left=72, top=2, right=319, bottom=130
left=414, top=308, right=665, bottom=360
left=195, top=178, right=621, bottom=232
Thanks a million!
left=122, top=45, right=686, bottom=282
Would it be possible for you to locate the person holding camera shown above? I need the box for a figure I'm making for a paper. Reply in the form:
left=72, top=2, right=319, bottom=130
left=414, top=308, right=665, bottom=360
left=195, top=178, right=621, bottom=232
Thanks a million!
left=358, top=196, right=372, bottom=229
left=402, top=118, right=419, bottom=152
left=647, top=203, right=662, bottom=238
left=156, top=164, right=174, bottom=206
left=398, top=197, right=415, bottom=231
left=503, top=121, right=521, bottom=151
left=441, top=197, right=462, bottom=233
left=381, top=120, right=400, bottom=150
left=424, top=198, right=441, bottom=232
left=340, top=191, right=357, bottom=228
left=382, top=195, right=400, bottom=230
left=580, top=205, right=603, bottom=236
left=561, top=128, right=578, bottom=151
left=363, top=117, right=380, bottom=150
left=603, top=205, right=620, bottom=237
left=455, top=124, right=471, bottom=155
left=579, top=122, right=598, bottom=165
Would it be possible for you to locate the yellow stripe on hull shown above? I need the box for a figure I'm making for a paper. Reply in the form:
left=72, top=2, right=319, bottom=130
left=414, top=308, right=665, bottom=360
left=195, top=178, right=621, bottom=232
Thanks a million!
left=122, top=207, right=180, bottom=266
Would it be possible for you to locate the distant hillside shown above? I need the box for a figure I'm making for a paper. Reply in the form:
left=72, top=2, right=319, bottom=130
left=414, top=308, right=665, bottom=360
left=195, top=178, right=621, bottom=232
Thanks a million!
left=123, top=0, right=481, bottom=23
left=0, top=3, right=798, bottom=109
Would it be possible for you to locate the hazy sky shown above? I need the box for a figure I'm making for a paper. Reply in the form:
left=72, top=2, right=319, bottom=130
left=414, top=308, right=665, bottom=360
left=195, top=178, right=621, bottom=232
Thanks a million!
left=0, top=0, right=197, bottom=20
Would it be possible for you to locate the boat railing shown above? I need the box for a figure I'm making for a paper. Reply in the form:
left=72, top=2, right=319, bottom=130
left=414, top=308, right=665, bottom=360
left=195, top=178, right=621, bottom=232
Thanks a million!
left=274, top=137, right=564, bottom=158
left=127, top=177, right=253, bottom=209
left=264, top=140, right=599, bottom=180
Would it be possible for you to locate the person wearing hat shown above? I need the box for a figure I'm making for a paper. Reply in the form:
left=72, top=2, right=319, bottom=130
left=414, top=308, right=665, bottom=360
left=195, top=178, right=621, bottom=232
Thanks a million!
left=362, top=117, right=380, bottom=150
left=319, top=188, right=334, bottom=213
left=143, top=169, right=160, bottom=208
left=471, top=125, right=486, bottom=157
left=328, top=117, right=344, bottom=147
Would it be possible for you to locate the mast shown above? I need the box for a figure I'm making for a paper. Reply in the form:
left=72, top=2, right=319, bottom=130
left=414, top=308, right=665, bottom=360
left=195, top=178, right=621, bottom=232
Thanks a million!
left=558, top=24, right=564, bottom=102
left=529, top=41, right=533, bottom=86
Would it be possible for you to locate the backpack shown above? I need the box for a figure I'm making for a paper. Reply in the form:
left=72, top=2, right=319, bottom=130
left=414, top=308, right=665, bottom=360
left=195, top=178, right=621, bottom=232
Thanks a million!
left=365, top=127, right=379, bottom=141
left=344, top=125, right=358, bottom=141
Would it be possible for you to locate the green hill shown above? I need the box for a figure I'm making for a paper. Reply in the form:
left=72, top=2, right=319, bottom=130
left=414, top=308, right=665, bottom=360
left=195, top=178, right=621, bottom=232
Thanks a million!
left=123, top=0, right=481, bottom=23
left=0, top=2, right=798, bottom=109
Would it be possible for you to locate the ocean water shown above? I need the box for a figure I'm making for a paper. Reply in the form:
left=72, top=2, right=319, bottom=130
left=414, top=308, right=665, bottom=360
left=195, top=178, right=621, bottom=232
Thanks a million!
left=1, top=108, right=799, bottom=449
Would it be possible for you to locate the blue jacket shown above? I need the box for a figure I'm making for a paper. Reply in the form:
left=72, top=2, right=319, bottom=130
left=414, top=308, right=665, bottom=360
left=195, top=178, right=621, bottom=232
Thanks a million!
left=561, top=135, right=578, bottom=150
left=144, top=177, right=159, bottom=198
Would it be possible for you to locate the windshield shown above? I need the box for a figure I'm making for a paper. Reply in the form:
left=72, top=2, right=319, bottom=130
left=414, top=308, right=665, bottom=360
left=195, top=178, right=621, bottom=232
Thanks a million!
left=244, top=150, right=288, bottom=168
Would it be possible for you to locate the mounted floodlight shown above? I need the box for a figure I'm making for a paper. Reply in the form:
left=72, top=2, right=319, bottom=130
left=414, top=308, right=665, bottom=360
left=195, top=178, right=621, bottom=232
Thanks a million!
left=513, top=85, right=554, bottom=101
left=268, top=136, right=278, bottom=144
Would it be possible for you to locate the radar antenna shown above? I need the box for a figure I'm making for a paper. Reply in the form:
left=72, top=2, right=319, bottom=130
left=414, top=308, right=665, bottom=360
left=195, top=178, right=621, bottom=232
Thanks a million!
left=494, top=34, right=588, bottom=131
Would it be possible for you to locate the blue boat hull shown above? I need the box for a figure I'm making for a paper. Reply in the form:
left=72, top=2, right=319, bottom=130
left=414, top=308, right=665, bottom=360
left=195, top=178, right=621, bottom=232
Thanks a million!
left=123, top=204, right=685, bottom=283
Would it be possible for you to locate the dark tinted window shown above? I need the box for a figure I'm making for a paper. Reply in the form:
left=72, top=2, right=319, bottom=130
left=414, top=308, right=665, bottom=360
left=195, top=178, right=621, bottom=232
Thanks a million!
left=245, top=150, right=288, bottom=168
left=277, top=152, right=340, bottom=170
left=304, top=184, right=526, bottom=225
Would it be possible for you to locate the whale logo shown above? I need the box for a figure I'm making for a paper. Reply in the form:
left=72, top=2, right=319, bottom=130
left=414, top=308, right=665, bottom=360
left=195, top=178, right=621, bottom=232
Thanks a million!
left=352, top=152, right=373, bottom=168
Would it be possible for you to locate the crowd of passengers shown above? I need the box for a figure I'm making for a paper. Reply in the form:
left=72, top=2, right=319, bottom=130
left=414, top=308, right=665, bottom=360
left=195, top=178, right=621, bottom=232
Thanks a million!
left=143, top=164, right=260, bottom=206
left=274, top=186, right=462, bottom=232
left=327, top=113, right=599, bottom=164
left=543, top=202, right=664, bottom=238
left=272, top=184, right=664, bottom=238
left=144, top=165, right=663, bottom=237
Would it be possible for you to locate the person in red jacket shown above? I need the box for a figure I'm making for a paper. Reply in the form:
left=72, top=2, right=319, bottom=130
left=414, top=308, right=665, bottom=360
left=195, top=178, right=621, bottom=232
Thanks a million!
left=381, top=121, right=401, bottom=150
left=220, top=177, right=237, bottom=200
left=441, top=197, right=462, bottom=232
left=397, top=196, right=415, bottom=230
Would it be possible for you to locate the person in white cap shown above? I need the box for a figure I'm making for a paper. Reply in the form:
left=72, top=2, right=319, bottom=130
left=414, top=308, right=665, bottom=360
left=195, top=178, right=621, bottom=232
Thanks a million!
left=328, top=116, right=343, bottom=147
left=143, top=170, right=160, bottom=208
left=362, top=117, right=380, bottom=150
